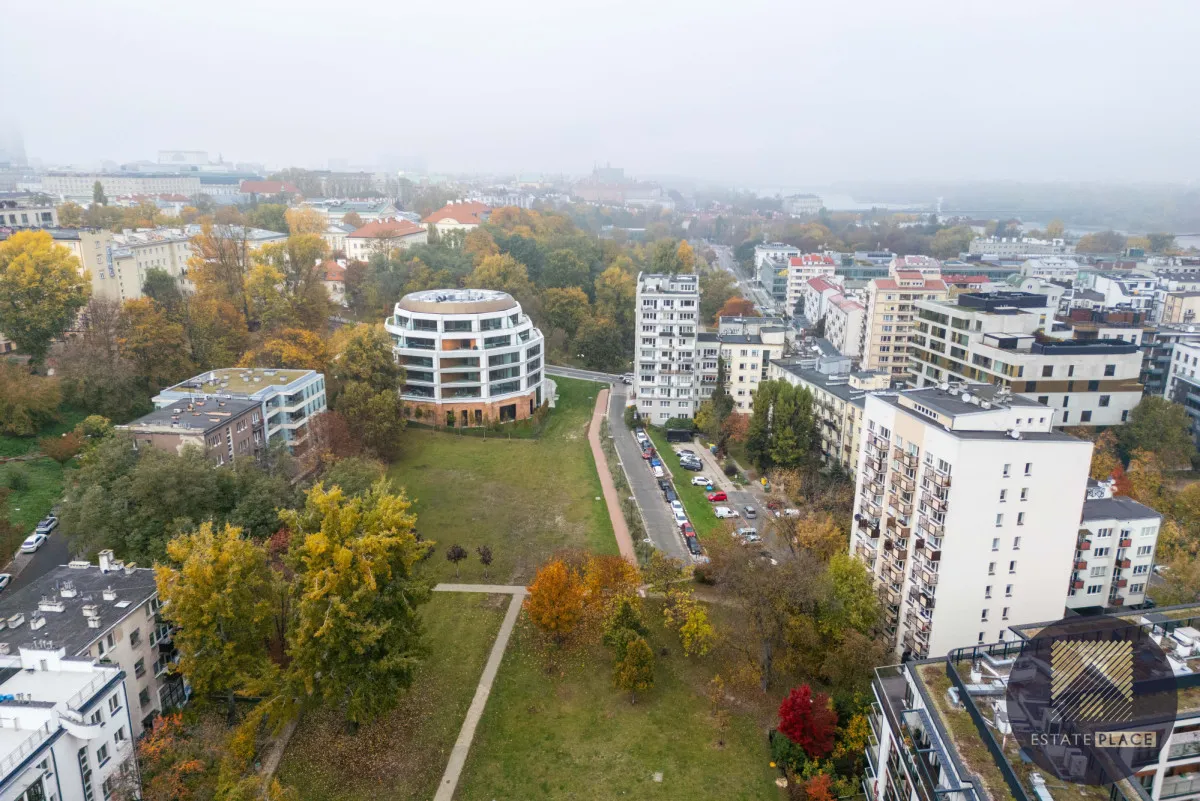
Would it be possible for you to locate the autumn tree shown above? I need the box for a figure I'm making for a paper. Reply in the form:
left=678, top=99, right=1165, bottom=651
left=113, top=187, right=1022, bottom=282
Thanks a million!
left=0, top=230, right=90, bottom=364
left=330, top=323, right=403, bottom=394
left=525, top=559, right=585, bottom=644
left=543, top=287, right=591, bottom=340
left=778, top=685, right=838, bottom=759
left=136, top=713, right=208, bottom=801
left=714, top=296, right=757, bottom=324
left=57, top=201, right=85, bottom=227
left=335, top=381, right=406, bottom=459
left=1090, top=429, right=1121, bottom=481
left=467, top=254, right=537, bottom=308
left=285, top=207, right=327, bottom=236
left=341, top=211, right=364, bottom=229
left=477, top=545, right=494, bottom=579
left=662, top=589, right=715, bottom=657
left=677, top=240, right=697, bottom=273
left=1118, top=396, right=1197, bottom=468
left=92, top=180, right=107, bottom=206
left=321, top=456, right=385, bottom=497
left=699, top=266, right=740, bottom=324
left=0, top=363, right=61, bottom=436
left=39, top=431, right=84, bottom=464
left=649, top=239, right=683, bottom=273
left=156, top=523, right=277, bottom=721
left=1076, top=230, right=1127, bottom=254
left=280, top=481, right=432, bottom=725
left=118, top=298, right=193, bottom=388
left=574, top=316, right=625, bottom=372
left=189, top=223, right=255, bottom=320
left=446, top=544, right=468, bottom=578
left=242, top=328, right=330, bottom=372
left=931, top=226, right=976, bottom=259
left=543, top=248, right=590, bottom=289
left=613, top=636, right=655, bottom=703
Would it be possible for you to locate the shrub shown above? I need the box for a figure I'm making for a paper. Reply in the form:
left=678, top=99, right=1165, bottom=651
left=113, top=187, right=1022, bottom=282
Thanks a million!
left=722, top=459, right=738, bottom=477
left=4, top=467, right=30, bottom=492
left=663, top=417, right=696, bottom=432
left=623, top=405, right=637, bottom=428
left=39, top=431, right=85, bottom=464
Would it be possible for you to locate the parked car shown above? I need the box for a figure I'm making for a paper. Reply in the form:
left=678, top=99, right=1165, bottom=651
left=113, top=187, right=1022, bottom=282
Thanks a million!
left=714, top=506, right=739, bottom=519
left=653, top=466, right=665, bottom=479
left=735, top=527, right=758, bottom=538
left=0, top=574, right=10, bottom=591
left=20, top=533, right=47, bottom=553
left=680, top=522, right=696, bottom=538
left=673, top=509, right=688, bottom=524
left=641, top=447, right=655, bottom=460
left=782, top=508, right=801, bottom=518
left=766, top=499, right=782, bottom=511
left=650, top=457, right=662, bottom=468
left=670, top=500, right=684, bottom=514
left=743, top=505, right=758, bottom=519
left=680, top=460, right=704, bottom=472
left=622, top=373, right=634, bottom=384
left=690, top=476, right=711, bottom=487
left=664, top=488, right=678, bottom=503
left=677, top=449, right=696, bottom=457
left=707, top=491, right=728, bottom=502
left=35, top=515, right=58, bottom=535
left=686, top=537, right=703, bottom=556
left=657, top=478, right=671, bottom=492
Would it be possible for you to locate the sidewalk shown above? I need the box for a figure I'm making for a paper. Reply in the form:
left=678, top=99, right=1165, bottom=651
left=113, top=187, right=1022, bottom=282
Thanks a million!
left=587, top=388, right=637, bottom=563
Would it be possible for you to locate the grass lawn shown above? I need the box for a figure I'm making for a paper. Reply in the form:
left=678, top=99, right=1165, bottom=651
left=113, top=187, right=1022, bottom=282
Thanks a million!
left=387, top=376, right=617, bottom=585
left=277, top=592, right=509, bottom=801
left=645, top=428, right=722, bottom=540
left=454, top=601, right=781, bottom=801
left=0, top=458, right=67, bottom=541
left=0, top=407, right=88, bottom=458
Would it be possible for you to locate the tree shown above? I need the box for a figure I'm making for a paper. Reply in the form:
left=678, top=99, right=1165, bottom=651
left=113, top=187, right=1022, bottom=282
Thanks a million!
left=613, top=635, right=655, bottom=703
left=1046, top=220, right=1065, bottom=239
left=1154, top=554, right=1200, bottom=606
left=244, top=263, right=294, bottom=332
left=713, top=296, right=757, bottom=324
left=524, top=559, right=585, bottom=644
left=242, top=328, right=330, bottom=372
left=574, top=316, right=625, bottom=372
left=142, top=268, right=186, bottom=318
left=280, top=481, right=432, bottom=725
left=677, top=240, right=697, bottom=273
left=1149, top=233, right=1177, bottom=252
left=251, top=234, right=331, bottom=331
left=189, top=223, right=254, bottom=321
left=1118, top=396, right=1197, bottom=468
left=39, top=431, right=84, bottom=464
left=603, top=595, right=648, bottom=652
left=931, top=226, right=976, bottom=259
left=135, top=713, right=209, bottom=801
left=1126, top=450, right=1166, bottom=509
left=56, top=299, right=149, bottom=421
left=93, top=180, right=107, bottom=206
left=285, top=207, right=327, bottom=236
left=335, top=381, right=406, bottom=459
left=542, top=287, right=591, bottom=340
left=244, top=204, right=289, bottom=234
left=778, top=685, right=838, bottom=759
left=342, top=211, right=364, bottom=229
left=331, top=324, right=404, bottom=394
left=0, top=230, right=90, bottom=364
left=306, top=411, right=363, bottom=464
left=118, top=298, right=193, bottom=388
left=804, top=773, right=836, bottom=801
left=1090, top=429, right=1121, bottom=481
left=649, top=239, right=683, bottom=274
left=1076, top=230, right=1127, bottom=254
left=57, top=201, right=85, bottom=227
left=785, top=514, right=845, bottom=562
left=156, top=523, right=277, bottom=720
left=185, top=296, right=249, bottom=370
left=699, top=267, right=739, bottom=325
left=446, top=544, right=468, bottom=578
left=467, top=254, right=536, bottom=307
left=0, top=363, right=60, bottom=436
left=543, top=248, right=589, bottom=289
left=322, top=457, right=385, bottom=496
left=477, top=545, right=493, bottom=579
left=463, top=228, right=499, bottom=265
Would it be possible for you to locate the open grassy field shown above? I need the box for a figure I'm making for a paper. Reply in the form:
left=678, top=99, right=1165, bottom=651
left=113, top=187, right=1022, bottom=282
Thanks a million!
left=388, top=376, right=617, bottom=585
left=0, top=458, right=67, bottom=542
left=0, top=407, right=88, bottom=458
left=454, top=601, right=781, bottom=801
left=277, top=591, right=509, bottom=801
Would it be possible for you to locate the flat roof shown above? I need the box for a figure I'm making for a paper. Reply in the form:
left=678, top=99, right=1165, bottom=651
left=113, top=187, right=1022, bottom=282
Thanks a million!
left=396, top=288, right=517, bottom=315
left=772, top=363, right=878, bottom=405
left=1081, top=495, right=1163, bottom=522
left=164, top=367, right=316, bottom=397
left=121, top=397, right=260, bottom=435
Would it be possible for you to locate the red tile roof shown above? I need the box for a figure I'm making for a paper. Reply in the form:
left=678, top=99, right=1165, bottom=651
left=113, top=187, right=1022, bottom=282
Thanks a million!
left=806, top=277, right=841, bottom=293
left=422, top=201, right=491, bottom=225
left=830, top=294, right=865, bottom=312
left=347, top=217, right=426, bottom=239
left=789, top=254, right=835, bottom=267
left=240, top=180, right=300, bottom=195
left=321, top=261, right=345, bottom=281
left=871, top=277, right=948, bottom=291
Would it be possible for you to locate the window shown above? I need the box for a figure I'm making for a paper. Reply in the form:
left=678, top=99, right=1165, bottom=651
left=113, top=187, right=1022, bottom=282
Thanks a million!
left=1081, top=411, right=1093, bottom=423
left=1090, top=566, right=1108, bottom=577
left=1020, top=487, right=1029, bottom=501
left=1002, top=607, right=1010, bottom=620
left=1005, top=584, right=1013, bottom=597
left=1002, top=463, right=1011, bottom=477
left=1024, top=462, right=1032, bottom=476
left=108, top=693, right=121, bottom=714
left=96, top=744, right=109, bottom=767
left=988, top=562, right=996, bottom=575
left=1121, top=410, right=1129, bottom=422
left=1131, top=583, right=1146, bottom=593
left=1087, top=584, right=1103, bottom=595
left=978, top=632, right=986, bottom=644
left=78, top=748, right=94, bottom=801
left=984, top=585, right=992, bottom=599
left=1042, top=365, right=1053, bottom=377
left=991, top=537, right=1000, bottom=551
left=1013, top=536, right=1022, bottom=549
left=1104, top=364, right=1116, bottom=377
left=1093, top=547, right=1111, bottom=557
left=1087, top=380, right=1099, bottom=392
left=139, top=687, right=151, bottom=708
left=1009, top=560, right=1017, bottom=574
left=1133, top=564, right=1150, bottom=575
left=1099, top=395, right=1111, bottom=407
left=114, top=726, right=126, bottom=743
left=102, top=777, right=114, bottom=800
left=1137, top=545, right=1153, bottom=556
left=1068, top=365, right=1075, bottom=377
left=134, top=658, right=145, bottom=678
left=1017, top=512, right=1025, bottom=526
left=1038, top=395, right=1049, bottom=405
left=995, top=514, right=1004, bottom=527
left=999, top=489, right=1007, bottom=503
left=1096, top=527, right=1112, bottom=538
left=1062, top=411, right=1070, bottom=422
left=981, top=609, right=989, bottom=622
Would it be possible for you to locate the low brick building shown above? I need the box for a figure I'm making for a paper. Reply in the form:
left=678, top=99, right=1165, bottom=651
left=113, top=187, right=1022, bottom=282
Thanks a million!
left=118, top=397, right=263, bottom=464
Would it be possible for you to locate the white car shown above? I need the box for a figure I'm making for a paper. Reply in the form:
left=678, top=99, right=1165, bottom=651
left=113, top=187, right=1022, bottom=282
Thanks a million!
left=670, top=500, right=684, bottom=513
left=653, top=466, right=665, bottom=479
left=781, top=508, right=801, bottom=518
left=20, top=533, right=47, bottom=553
left=714, top=506, right=739, bottom=519
left=0, top=574, right=10, bottom=591
left=622, top=373, right=634, bottom=385
left=673, top=509, right=688, bottom=524
left=691, top=476, right=711, bottom=487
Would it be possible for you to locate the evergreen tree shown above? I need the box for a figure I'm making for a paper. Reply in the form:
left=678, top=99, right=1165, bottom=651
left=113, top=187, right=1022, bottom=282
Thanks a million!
left=93, top=180, right=107, bottom=206
left=747, top=381, right=776, bottom=470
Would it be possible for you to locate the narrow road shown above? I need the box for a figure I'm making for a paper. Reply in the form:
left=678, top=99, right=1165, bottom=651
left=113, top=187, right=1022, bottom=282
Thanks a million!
left=606, top=385, right=690, bottom=561
left=546, top=365, right=622, bottom=383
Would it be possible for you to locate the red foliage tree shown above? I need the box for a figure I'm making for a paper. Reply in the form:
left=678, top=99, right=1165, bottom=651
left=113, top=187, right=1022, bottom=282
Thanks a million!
left=778, top=685, right=838, bottom=758
left=804, top=773, right=836, bottom=801
left=1110, top=462, right=1132, bottom=497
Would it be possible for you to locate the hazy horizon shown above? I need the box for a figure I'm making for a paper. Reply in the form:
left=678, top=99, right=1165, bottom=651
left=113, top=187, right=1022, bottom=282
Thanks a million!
left=4, top=0, right=1198, bottom=186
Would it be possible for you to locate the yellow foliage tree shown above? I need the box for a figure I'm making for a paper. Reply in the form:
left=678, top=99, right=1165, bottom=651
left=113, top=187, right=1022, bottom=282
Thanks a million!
left=463, top=228, right=500, bottom=265
left=241, top=328, right=330, bottom=372
left=524, top=559, right=585, bottom=644
left=677, top=239, right=697, bottom=273
left=244, top=262, right=294, bottom=332
left=0, top=230, right=90, bottom=363
left=285, top=207, right=327, bottom=236
left=1090, top=430, right=1121, bottom=481
left=467, top=254, right=537, bottom=306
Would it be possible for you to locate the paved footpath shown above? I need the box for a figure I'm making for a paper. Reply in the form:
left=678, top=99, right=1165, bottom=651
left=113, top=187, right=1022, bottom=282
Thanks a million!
left=431, top=583, right=527, bottom=801
left=586, top=388, right=637, bottom=563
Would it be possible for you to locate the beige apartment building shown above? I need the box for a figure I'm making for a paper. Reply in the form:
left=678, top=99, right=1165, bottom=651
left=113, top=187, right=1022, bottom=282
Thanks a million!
left=697, top=321, right=787, bottom=412
left=862, top=271, right=949, bottom=382
left=118, top=397, right=264, bottom=464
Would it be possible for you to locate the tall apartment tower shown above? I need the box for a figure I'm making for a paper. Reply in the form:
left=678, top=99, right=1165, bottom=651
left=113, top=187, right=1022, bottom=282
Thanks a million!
left=850, top=384, right=1092, bottom=660
left=862, top=272, right=949, bottom=383
left=635, top=272, right=700, bottom=422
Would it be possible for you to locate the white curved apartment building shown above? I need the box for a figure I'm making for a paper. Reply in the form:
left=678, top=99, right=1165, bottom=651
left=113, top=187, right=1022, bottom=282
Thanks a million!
left=384, top=289, right=545, bottom=426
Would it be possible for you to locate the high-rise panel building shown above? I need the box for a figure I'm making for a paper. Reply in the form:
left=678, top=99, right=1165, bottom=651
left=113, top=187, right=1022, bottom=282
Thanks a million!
left=635, top=272, right=700, bottom=422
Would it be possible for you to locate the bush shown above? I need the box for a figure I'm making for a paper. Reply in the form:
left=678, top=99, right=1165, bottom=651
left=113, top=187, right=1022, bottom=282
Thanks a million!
left=693, top=561, right=717, bottom=584
left=4, top=467, right=30, bottom=492
left=623, top=405, right=637, bottom=429
left=722, top=459, right=738, bottom=477
left=39, top=431, right=84, bottom=464
left=663, top=417, right=696, bottom=432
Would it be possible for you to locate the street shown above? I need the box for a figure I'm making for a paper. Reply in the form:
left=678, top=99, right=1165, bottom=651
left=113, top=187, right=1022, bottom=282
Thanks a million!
left=3, top=530, right=70, bottom=593
left=707, top=243, right=778, bottom=316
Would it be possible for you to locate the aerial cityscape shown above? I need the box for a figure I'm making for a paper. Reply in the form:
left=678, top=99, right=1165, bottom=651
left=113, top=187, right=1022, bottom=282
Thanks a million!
left=2, top=2, right=1200, bottom=800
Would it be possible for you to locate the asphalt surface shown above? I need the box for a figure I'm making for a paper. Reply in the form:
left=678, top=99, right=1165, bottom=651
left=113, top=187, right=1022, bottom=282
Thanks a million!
left=4, top=527, right=71, bottom=593
left=709, top=243, right=779, bottom=316
left=545, top=365, right=623, bottom=383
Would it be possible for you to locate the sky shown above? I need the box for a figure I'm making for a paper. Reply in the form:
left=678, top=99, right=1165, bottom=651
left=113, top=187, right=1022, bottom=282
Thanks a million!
left=4, top=0, right=1198, bottom=187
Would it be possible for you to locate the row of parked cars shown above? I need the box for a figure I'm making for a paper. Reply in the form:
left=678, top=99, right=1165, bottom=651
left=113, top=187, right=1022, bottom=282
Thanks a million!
left=0, top=514, right=58, bottom=594
left=636, top=429, right=704, bottom=558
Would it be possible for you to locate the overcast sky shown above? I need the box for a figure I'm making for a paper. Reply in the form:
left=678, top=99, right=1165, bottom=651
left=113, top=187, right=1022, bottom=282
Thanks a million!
left=4, top=0, right=1197, bottom=187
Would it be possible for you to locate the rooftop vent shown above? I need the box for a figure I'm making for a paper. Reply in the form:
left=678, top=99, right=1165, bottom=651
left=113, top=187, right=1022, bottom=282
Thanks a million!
left=81, top=605, right=98, bottom=618
left=98, top=550, right=115, bottom=573
left=38, top=598, right=64, bottom=613
left=124, top=562, right=136, bottom=575
left=87, top=617, right=100, bottom=629
left=102, top=588, right=116, bottom=602
left=67, top=560, right=91, bottom=571
left=59, top=582, right=77, bottom=599
left=29, top=615, right=45, bottom=631
left=0, top=644, right=10, bottom=656
left=7, top=614, right=24, bottom=629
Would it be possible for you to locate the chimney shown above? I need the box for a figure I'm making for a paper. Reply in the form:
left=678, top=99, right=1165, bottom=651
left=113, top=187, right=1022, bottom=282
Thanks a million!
left=98, top=550, right=115, bottom=573
left=59, top=582, right=77, bottom=599
left=124, top=562, right=137, bottom=575
left=7, top=614, right=24, bottom=629
left=102, top=587, right=116, bottom=602
left=29, top=615, right=45, bottom=631
left=81, top=604, right=98, bottom=618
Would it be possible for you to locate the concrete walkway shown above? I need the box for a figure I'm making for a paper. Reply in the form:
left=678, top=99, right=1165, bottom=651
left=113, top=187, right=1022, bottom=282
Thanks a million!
left=587, top=388, right=637, bottom=564
left=432, top=583, right=528, bottom=801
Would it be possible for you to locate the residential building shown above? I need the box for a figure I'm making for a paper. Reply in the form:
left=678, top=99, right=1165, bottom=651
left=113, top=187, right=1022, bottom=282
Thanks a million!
left=0, top=648, right=135, bottom=801
left=851, top=384, right=1092, bottom=658
left=696, top=324, right=787, bottom=412
left=753, top=242, right=799, bottom=270
left=1166, top=341, right=1200, bottom=446
left=301, top=199, right=401, bottom=224
left=118, top=397, right=264, bottom=464
left=863, top=272, right=950, bottom=382
left=1005, top=273, right=1070, bottom=312
left=1020, top=257, right=1080, bottom=283
left=238, top=179, right=299, bottom=196
left=0, top=196, right=56, bottom=228
left=717, top=315, right=785, bottom=335
left=803, top=276, right=844, bottom=322
left=757, top=256, right=789, bottom=304
left=853, top=250, right=896, bottom=267
left=825, top=294, right=866, bottom=358
left=43, top=172, right=201, bottom=199
left=889, top=255, right=942, bottom=278
left=1067, top=478, right=1160, bottom=611
left=1143, top=323, right=1200, bottom=396
left=634, top=273, right=700, bottom=421
left=769, top=359, right=889, bottom=470
left=1162, top=291, right=1200, bottom=325
left=153, top=368, right=327, bottom=453
left=322, top=221, right=356, bottom=254
left=968, top=236, right=1075, bottom=258
left=0, top=550, right=186, bottom=740
left=909, top=292, right=1144, bottom=426
left=787, top=255, right=837, bottom=315
left=322, top=260, right=346, bottom=306
left=385, top=289, right=545, bottom=425
left=783, top=194, right=823, bottom=216
left=1080, top=270, right=1160, bottom=315
left=100, top=227, right=196, bottom=301
left=344, top=217, right=427, bottom=261
left=866, top=612, right=1200, bottom=801
left=422, top=201, right=491, bottom=235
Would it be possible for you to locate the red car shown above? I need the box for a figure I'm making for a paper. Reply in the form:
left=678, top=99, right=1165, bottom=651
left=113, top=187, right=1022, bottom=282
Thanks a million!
left=707, top=491, right=728, bottom=502
left=680, top=522, right=696, bottom=538
left=641, top=447, right=655, bottom=459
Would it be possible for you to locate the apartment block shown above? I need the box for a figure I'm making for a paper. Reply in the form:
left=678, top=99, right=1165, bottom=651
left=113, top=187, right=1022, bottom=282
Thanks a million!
left=863, top=272, right=950, bottom=382
left=118, top=397, right=264, bottom=464
left=753, top=242, right=799, bottom=270
left=803, top=276, right=844, bottom=323
left=1162, top=291, right=1200, bottom=325
left=344, top=217, right=427, bottom=261
left=696, top=321, right=786, bottom=412
left=1021, top=257, right=1080, bottom=283
left=44, top=172, right=202, bottom=198
left=889, top=255, right=942, bottom=277
left=635, top=272, right=700, bottom=421
left=909, top=292, right=1144, bottom=426
left=826, top=294, right=866, bottom=359
left=1166, top=341, right=1200, bottom=447
left=770, top=358, right=889, bottom=471
left=787, top=254, right=837, bottom=316
left=0, top=196, right=57, bottom=228
left=0, top=551, right=186, bottom=741
left=154, top=367, right=326, bottom=453
left=1143, top=323, right=1200, bottom=395
left=1067, top=478, right=1160, bottom=611
left=968, top=236, right=1075, bottom=257
left=851, top=384, right=1092, bottom=659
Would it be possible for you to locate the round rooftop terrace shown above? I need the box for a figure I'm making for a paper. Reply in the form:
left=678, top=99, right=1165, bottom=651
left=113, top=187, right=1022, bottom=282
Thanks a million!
left=396, top=288, right=517, bottom=315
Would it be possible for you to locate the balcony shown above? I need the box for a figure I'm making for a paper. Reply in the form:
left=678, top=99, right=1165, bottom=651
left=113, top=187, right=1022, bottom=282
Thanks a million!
left=918, top=517, right=944, bottom=538
left=1117, top=558, right=1132, bottom=569
left=928, top=471, right=952, bottom=488
left=1077, top=539, right=1091, bottom=551
left=892, top=448, right=917, bottom=467
left=1074, top=560, right=1088, bottom=570
left=1119, top=538, right=1133, bottom=548
left=1115, top=578, right=1128, bottom=588
left=919, top=568, right=939, bottom=587
left=895, top=475, right=916, bottom=493
left=1072, top=579, right=1085, bottom=589
left=1109, top=596, right=1125, bottom=607
left=921, top=493, right=947, bottom=513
